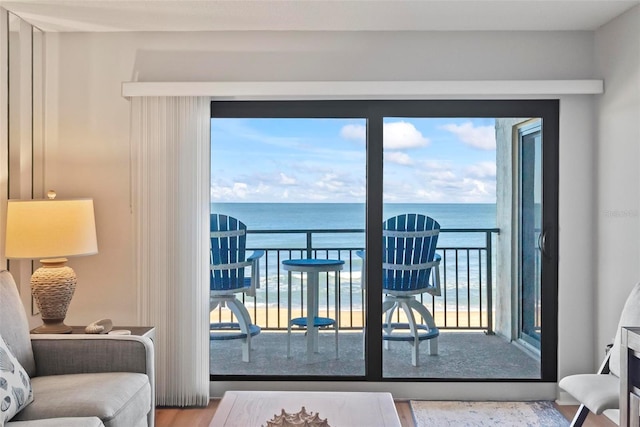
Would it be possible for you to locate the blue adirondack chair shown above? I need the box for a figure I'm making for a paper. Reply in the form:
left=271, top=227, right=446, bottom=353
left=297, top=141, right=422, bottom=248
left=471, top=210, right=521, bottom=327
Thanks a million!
left=210, top=214, right=265, bottom=362
left=357, top=213, right=441, bottom=366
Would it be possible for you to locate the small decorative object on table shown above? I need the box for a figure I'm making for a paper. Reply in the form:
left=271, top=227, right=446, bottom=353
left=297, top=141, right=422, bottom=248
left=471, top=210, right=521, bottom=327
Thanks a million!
left=84, top=318, right=113, bottom=334
left=263, top=407, right=330, bottom=427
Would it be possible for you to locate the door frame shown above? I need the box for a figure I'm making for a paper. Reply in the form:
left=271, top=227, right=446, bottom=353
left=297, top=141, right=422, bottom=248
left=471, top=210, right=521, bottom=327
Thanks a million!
left=210, top=99, right=559, bottom=382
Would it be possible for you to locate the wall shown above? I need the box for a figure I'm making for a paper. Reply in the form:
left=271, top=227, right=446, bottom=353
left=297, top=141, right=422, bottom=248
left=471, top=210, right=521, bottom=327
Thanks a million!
left=594, top=6, right=640, bottom=364
left=495, top=117, right=527, bottom=341
left=38, top=29, right=601, bottom=399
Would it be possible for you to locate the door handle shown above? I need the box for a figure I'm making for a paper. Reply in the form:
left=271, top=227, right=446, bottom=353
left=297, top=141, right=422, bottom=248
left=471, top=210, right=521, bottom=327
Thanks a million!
left=538, top=229, right=551, bottom=259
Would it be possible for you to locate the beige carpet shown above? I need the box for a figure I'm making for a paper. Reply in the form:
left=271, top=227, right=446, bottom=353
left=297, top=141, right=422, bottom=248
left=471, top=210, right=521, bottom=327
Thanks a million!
left=410, top=401, right=569, bottom=427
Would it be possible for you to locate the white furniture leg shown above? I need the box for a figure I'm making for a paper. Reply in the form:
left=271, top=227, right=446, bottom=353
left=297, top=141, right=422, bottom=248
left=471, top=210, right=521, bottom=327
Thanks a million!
left=225, top=297, right=254, bottom=363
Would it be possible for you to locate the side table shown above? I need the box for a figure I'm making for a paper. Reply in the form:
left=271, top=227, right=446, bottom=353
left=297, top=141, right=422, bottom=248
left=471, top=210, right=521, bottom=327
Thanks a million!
left=282, top=258, right=344, bottom=360
left=31, top=325, right=156, bottom=340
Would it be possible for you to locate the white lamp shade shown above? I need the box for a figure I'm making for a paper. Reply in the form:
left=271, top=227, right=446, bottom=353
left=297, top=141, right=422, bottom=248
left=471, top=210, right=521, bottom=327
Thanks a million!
left=5, top=199, right=98, bottom=259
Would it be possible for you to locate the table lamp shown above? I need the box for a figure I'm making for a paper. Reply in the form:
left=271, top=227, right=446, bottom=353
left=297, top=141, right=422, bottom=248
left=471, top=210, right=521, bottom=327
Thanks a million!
left=4, top=193, right=98, bottom=333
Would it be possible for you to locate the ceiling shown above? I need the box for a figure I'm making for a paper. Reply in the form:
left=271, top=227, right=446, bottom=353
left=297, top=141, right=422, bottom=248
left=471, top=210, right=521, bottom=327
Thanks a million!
left=1, top=0, right=639, bottom=32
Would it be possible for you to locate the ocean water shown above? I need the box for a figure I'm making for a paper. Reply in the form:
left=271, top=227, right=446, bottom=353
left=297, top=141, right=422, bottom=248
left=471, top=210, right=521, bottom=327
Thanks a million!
left=210, top=203, right=496, bottom=248
left=210, top=203, right=497, bottom=311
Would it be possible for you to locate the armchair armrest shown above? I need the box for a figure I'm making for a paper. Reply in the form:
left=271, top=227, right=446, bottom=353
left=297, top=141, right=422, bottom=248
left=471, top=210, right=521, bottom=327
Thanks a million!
left=248, top=250, right=265, bottom=296
left=247, top=250, right=265, bottom=262
left=31, top=334, right=153, bottom=377
left=429, top=253, right=442, bottom=297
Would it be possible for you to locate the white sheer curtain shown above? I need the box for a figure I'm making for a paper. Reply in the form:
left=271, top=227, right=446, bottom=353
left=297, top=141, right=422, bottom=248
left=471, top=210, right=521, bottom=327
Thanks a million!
left=130, top=96, right=210, bottom=406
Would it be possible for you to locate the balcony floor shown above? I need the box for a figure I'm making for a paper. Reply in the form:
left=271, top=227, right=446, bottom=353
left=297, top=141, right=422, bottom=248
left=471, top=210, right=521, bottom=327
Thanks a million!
left=210, top=330, right=540, bottom=379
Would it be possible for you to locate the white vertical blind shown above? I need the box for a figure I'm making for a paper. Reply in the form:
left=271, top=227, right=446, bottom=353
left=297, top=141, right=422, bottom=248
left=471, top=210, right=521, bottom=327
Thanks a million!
left=130, top=96, right=210, bottom=406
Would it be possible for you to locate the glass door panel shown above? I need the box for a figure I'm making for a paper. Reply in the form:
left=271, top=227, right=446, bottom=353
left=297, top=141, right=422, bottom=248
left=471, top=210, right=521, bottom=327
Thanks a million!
left=518, top=122, right=543, bottom=349
left=381, top=117, right=507, bottom=379
left=210, top=117, right=366, bottom=378
left=380, top=116, right=544, bottom=380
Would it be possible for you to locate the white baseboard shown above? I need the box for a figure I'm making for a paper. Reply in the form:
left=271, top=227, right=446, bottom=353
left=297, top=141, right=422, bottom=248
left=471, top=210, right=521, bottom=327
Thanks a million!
left=210, top=381, right=558, bottom=400
left=555, top=390, right=579, bottom=406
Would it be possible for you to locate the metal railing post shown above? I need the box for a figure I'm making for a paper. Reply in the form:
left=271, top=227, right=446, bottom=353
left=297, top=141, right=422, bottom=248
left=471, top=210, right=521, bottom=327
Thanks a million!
left=306, top=231, right=313, bottom=259
left=485, top=231, right=494, bottom=335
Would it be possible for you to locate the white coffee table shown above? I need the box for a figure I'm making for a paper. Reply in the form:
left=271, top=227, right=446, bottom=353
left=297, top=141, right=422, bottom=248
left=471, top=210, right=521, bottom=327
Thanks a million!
left=210, top=391, right=402, bottom=427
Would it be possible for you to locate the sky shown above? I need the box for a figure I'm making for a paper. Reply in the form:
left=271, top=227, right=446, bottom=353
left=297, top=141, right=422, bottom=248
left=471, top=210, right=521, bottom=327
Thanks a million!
left=211, top=117, right=497, bottom=204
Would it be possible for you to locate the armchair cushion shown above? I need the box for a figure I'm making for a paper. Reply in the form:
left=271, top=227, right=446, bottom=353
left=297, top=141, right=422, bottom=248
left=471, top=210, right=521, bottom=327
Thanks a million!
left=0, top=335, right=34, bottom=424
left=12, top=372, right=150, bottom=427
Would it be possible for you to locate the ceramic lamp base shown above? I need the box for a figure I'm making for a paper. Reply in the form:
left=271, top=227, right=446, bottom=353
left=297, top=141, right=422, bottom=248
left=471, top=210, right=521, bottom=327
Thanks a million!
left=30, top=258, right=76, bottom=334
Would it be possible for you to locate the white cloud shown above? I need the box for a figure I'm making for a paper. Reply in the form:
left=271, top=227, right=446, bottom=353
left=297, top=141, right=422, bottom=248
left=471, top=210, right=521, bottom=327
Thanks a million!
left=458, top=178, right=496, bottom=201
left=422, top=160, right=452, bottom=170
left=213, top=119, right=498, bottom=203
left=210, top=182, right=249, bottom=200
left=441, top=122, right=496, bottom=150
left=349, top=186, right=367, bottom=199
left=314, top=173, right=345, bottom=192
left=212, top=168, right=368, bottom=203
left=279, top=172, right=296, bottom=185
left=210, top=181, right=270, bottom=201
left=384, top=162, right=497, bottom=203
left=384, top=121, right=430, bottom=150
left=339, top=121, right=429, bottom=151
left=340, top=124, right=366, bottom=143
left=385, top=152, right=414, bottom=166
left=423, top=169, right=457, bottom=181
left=415, top=189, right=447, bottom=202
left=465, top=161, right=497, bottom=179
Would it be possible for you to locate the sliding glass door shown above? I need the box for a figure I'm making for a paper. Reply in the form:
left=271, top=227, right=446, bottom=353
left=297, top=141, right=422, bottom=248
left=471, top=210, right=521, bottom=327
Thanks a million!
left=210, top=100, right=559, bottom=382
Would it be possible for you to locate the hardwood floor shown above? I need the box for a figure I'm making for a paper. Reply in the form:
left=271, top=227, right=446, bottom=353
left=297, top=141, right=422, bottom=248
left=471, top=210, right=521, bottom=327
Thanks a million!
left=394, top=401, right=414, bottom=427
left=156, top=400, right=616, bottom=427
left=156, top=400, right=219, bottom=427
left=554, top=404, right=617, bottom=427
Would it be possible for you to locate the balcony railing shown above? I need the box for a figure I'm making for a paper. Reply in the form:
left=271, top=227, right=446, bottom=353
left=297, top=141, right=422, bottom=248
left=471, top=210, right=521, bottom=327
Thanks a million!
left=211, top=228, right=499, bottom=334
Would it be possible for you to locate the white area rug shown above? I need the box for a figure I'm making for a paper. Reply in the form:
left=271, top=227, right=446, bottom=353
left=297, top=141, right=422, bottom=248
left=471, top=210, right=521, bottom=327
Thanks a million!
left=410, top=401, right=570, bottom=427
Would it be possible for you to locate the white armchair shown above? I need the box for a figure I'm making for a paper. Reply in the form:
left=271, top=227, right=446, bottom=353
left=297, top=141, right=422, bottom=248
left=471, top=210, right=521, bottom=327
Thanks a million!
left=559, top=282, right=640, bottom=426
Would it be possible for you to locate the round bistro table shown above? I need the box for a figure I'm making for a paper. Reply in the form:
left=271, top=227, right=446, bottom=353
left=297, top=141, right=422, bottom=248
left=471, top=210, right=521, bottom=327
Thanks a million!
left=282, top=258, right=344, bottom=360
